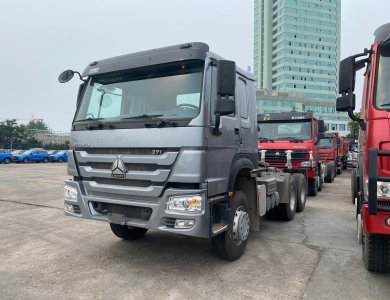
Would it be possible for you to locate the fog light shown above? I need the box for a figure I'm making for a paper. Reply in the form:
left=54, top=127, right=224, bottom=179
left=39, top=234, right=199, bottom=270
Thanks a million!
left=174, top=219, right=195, bottom=229
left=65, top=203, right=74, bottom=213
left=64, top=185, right=78, bottom=201
left=386, top=217, right=390, bottom=226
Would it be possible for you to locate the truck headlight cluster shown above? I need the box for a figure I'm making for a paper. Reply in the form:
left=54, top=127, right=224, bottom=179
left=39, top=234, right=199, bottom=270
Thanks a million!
left=377, top=181, right=390, bottom=198
left=64, top=185, right=78, bottom=201
left=167, top=195, right=203, bottom=213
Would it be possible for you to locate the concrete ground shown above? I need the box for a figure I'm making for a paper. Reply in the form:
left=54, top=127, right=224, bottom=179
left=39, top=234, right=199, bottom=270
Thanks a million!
left=0, top=164, right=389, bottom=299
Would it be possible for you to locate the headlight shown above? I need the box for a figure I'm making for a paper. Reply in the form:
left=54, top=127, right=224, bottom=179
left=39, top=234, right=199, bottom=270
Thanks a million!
left=64, top=185, right=78, bottom=201
left=167, top=195, right=203, bottom=213
left=377, top=181, right=390, bottom=198
left=300, top=161, right=311, bottom=167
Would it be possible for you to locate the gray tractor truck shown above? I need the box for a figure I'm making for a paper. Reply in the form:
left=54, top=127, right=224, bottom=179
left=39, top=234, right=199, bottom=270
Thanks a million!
left=59, top=42, right=301, bottom=260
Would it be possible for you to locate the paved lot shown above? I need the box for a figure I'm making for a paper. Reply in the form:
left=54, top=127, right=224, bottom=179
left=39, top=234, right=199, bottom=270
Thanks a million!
left=0, top=164, right=389, bottom=299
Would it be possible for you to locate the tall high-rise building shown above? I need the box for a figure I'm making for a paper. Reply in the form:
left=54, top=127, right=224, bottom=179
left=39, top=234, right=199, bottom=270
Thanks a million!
left=254, top=0, right=348, bottom=134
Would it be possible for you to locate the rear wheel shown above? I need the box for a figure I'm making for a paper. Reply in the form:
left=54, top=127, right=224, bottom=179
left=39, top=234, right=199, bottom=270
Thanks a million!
left=292, top=173, right=306, bottom=212
left=109, top=224, right=148, bottom=240
left=23, top=158, right=30, bottom=164
left=58, top=158, right=64, bottom=163
left=212, top=191, right=250, bottom=261
left=351, top=168, right=358, bottom=204
left=43, top=157, right=49, bottom=163
left=275, top=176, right=297, bottom=220
left=308, top=177, right=318, bottom=196
left=337, top=160, right=342, bottom=175
left=3, top=157, right=11, bottom=164
left=325, top=162, right=334, bottom=183
left=362, top=233, right=390, bottom=273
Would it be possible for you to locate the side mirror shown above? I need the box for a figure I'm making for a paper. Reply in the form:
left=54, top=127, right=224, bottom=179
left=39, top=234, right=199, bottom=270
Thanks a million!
left=215, top=99, right=235, bottom=116
left=58, top=70, right=75, bottom=83
left=339, top=56, right=356, bottom=94
left=217, top=60, right=236, bottom=97
left=336, top=93, right=355, bottom=112
left=318, top=120, right=325, bottom=133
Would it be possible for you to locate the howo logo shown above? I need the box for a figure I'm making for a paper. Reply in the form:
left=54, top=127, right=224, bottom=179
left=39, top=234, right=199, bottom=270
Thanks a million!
left=111, top=155, right=127, bottom=179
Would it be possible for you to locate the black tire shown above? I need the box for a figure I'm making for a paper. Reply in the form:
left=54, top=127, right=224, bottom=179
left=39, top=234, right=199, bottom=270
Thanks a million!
left=362, top=233, right=390, bottom=273
left=3, top=157, right=11, bottom=164
left=109, top=224, right=148, bottom=240
left=58, top=158, right=64, bottom=163
left=275, top=176, right=297, bottom=221
left=343, top=160, right=348, bottom=170
left=325, top=162, right=334, bottom=183
left=318, top=168, right=323, bottom=192
left=43, top=157, right=49, bottom=163
left=292, top=173, right=306, bottom=212
left=23, top=158, right=30, bottom=164
left=337, top=160, right=342, bottom=175
left=351, top=168, right=358, bottom=204
left=308, top=177, right=318, bottom=196
left=212, top=190, right=250, bottom=261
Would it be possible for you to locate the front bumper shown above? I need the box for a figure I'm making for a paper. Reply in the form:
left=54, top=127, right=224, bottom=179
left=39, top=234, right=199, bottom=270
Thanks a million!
left=64, top=179, right=211, bottom=238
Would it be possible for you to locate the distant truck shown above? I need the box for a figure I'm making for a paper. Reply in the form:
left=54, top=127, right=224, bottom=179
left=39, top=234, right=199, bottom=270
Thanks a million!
left=257, top=112, right=325, bottom=198
left=326, top=132, right=346, bottom=175
left=12, top=149, right=49, bottom=163
left=319, top=133, right=337, bottom=183
left=59, top=42, right=303, bottom=260
left=336, top=23, right=390, bottom=272
left=0, top=149, right=12, bottom=164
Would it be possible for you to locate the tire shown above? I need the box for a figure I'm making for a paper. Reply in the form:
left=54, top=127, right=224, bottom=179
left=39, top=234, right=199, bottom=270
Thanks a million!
left=23, top=158, right=30, bottom=164
left=212, top=190, right=250, bottom=261
left=3, top=157, right=11, bottom=164
left=318, top=168, right=323, bottom=192
left=351, top=168, right=358, bottom=204
left=362, top=233, right=390, bottom=273
left=308, top=177, right=318, bottom=196
left=43, top=157, right=49, bottom=163
left=343, top=160, right=348, bottom=170
left=58, top=158, right=64, bottom=163
left=109, top=224, right=148, bottom=240
left=325, top=162, right=334, bottom=183
left=275, top=176, right=297, bottom=221
left=337, top=160, right=342, bottom=175
left=292, top=173, right=306, bottom=212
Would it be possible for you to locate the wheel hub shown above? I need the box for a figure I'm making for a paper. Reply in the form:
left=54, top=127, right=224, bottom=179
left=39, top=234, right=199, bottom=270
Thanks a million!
left=233, top=207, right=250, bottom=245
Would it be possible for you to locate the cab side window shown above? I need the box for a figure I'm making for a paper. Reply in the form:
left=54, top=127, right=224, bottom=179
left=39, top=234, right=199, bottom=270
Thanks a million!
left=237, top=78, right=248, bottom=119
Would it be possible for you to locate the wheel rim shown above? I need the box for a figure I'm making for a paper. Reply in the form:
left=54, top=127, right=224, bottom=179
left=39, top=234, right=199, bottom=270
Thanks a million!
left=290, top=185, right=296, bottom=211
left=232, top=206, right=250, bottom=245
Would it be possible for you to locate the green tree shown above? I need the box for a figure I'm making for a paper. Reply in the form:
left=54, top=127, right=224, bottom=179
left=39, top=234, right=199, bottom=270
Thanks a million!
left=27, top=119, right=49, bottom=131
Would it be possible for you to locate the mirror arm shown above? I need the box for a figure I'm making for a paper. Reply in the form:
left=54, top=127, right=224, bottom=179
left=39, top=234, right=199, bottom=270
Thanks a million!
left=347, top=108, right=366, bottom=130
left=213, top=113, right=222, bottom=136
left=73, top=71, right=87, bottom=82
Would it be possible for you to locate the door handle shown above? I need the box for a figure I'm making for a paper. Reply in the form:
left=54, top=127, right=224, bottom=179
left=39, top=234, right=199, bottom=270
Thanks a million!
left=234, top=128, right=240, bottom=135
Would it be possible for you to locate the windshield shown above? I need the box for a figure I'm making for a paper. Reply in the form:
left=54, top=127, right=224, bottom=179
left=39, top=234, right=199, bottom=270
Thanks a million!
left=12, top=150, right=24, bottom=155
left=75, top=60, right=204, bottom=123
left=320, top=138, right=334, bottom=148
left=258, top=121, right=312, bottom=141
left=48, top=150, right=58, bottom=155
left=375, top=43, right=390, bottom=109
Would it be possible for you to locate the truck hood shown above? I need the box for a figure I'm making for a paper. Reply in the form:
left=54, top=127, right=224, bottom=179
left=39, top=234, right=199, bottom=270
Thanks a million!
left=258, top=140, right=314, bottom=152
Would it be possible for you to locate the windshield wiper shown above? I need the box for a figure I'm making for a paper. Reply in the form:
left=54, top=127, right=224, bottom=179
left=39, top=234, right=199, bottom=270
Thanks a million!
left=274, top=136, right=303, bottom=142
left=258, top=137, right=273, bottom=142
left=74, top=117, right=114, bottom=130
left=122, top=114, right=177, bottom=127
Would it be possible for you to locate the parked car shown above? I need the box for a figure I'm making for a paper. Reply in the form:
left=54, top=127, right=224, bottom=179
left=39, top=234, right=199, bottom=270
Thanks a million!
left=0, top=149, right=12, bottom=164
left=49, top=150, right=68, bottom=162
left=13, top=149, right=50, bottom=163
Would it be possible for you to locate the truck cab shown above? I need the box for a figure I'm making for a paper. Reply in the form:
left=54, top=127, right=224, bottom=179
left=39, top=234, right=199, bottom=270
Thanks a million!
left=336, top=23, right=390, bottom=272
left=319, top=133, right=337, bottom=183
left=257, top=112, right=325, bottom=196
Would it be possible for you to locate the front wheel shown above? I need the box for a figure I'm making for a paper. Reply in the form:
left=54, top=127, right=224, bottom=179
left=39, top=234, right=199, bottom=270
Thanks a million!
left=58, top=158, right=64, bottom=163
left=362, top=233, right=390, bottom=273
left=3, top=158, right=11, bottom=164
left=43, top=157, right=49, bottom=163
left=325, top=162, right=334, bottom=183
left=109, top=224, right=148, bottom=240
left=23, top=158, right=30, bottom=164
left=212, top=191, right=250, bottom=261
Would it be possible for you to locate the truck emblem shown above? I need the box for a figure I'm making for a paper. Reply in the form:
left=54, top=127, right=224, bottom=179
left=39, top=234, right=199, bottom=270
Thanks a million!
left=111, top=156, right=127, bottom=179
left=275, top=152, right=280, bottom=156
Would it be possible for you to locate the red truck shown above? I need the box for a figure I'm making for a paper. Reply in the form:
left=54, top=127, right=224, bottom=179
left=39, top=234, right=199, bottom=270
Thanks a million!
left=336, top=23, right=390, bottom=272
left=326, top=132, right=346, bottom=175
left=257, top=112, right=325, bottom=203
left=319, top=133, right=337, bottom=183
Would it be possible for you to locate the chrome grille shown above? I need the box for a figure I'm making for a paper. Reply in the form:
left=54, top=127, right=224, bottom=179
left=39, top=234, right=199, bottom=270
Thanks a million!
left=75, top=147, right=179, bottom=197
